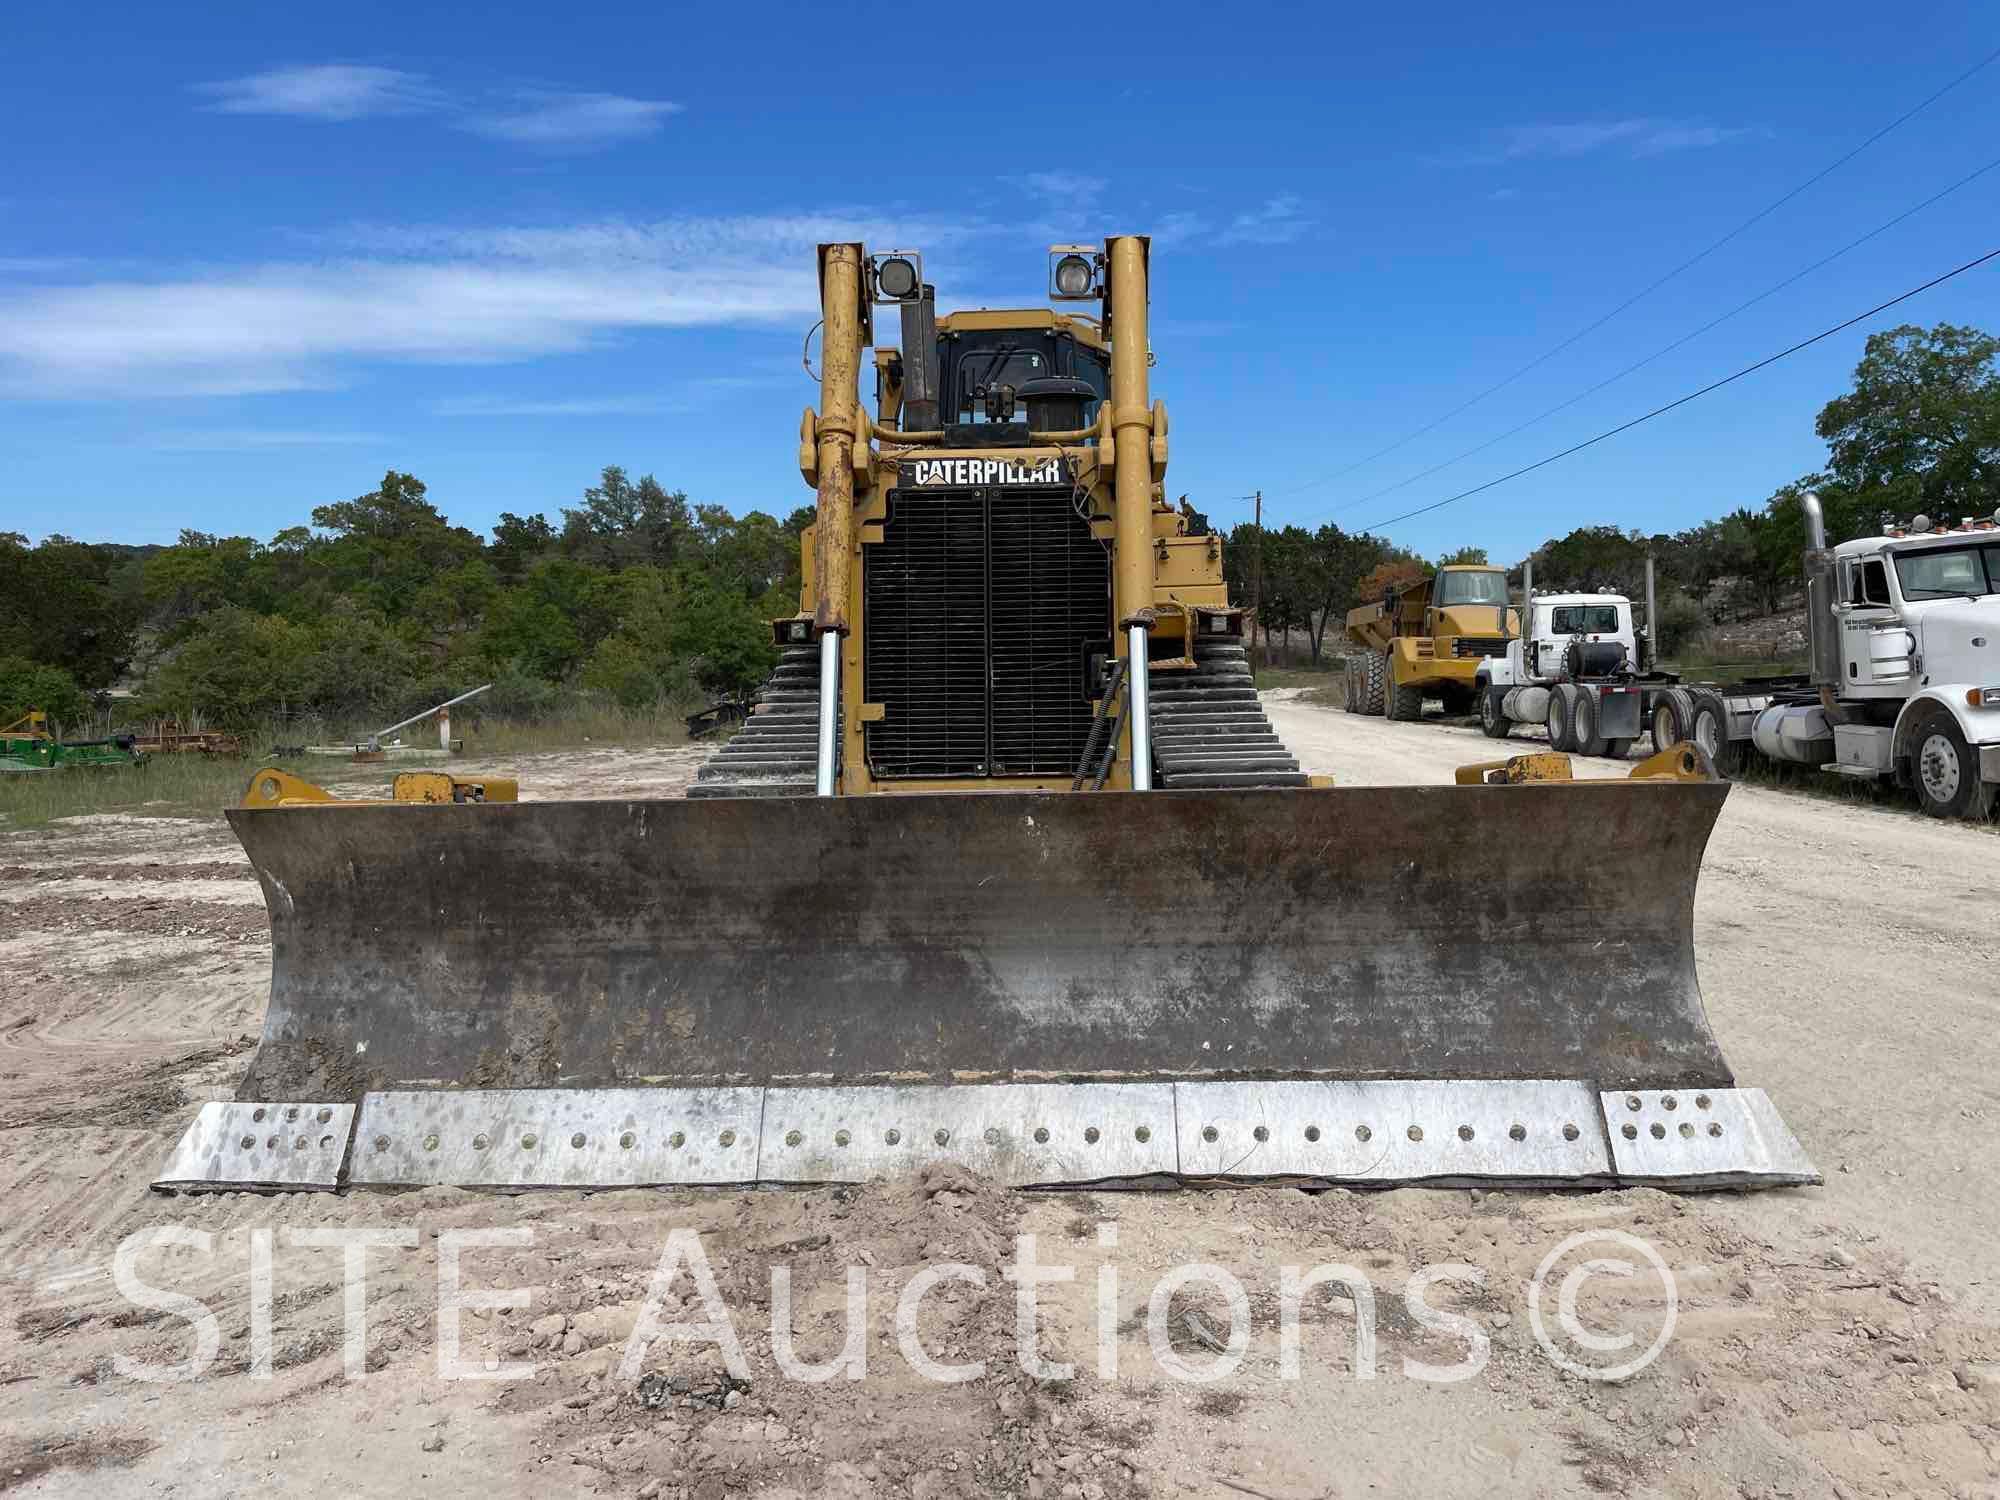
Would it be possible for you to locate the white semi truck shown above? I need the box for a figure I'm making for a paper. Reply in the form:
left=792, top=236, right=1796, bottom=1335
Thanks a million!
left=1474, top=589, right=1672, bottom=757
left=1484, top=495, right=2000, bottom=819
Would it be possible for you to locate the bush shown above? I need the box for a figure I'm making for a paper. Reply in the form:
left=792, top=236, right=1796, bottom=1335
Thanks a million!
left=0, top=655, right=89, bottom=729
left=1649, top=592, right=1707, bottom=657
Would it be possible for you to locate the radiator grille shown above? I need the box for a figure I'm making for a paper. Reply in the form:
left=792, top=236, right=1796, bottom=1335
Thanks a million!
left=864, top=486, right=1107, bottom=778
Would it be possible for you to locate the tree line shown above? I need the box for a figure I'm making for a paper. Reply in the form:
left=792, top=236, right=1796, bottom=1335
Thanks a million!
left=1, top=468, right=809, bottom=731
left=2, top=321, right=1993, bottom=726
left=1216, top=321, right=1999, bottom=664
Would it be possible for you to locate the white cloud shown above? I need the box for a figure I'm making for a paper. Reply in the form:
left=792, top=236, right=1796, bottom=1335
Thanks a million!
left=1467, top=119, right=1757, bottom=163
left=0, top=215, right=980, bottom=399
left=461, top=91, right=682, bottom=147
left=195, top=64, right=442, bottom=121
left=1216, top=195, right=1312, bottom=246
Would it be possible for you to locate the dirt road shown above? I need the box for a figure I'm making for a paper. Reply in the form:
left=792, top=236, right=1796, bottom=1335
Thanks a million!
left=0, top=706, right=1996, bottom=1500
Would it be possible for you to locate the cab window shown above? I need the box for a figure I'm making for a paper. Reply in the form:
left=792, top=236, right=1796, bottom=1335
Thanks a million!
left=1433, top=571, right=1508, bottom=606
left=1549, top=605, right=1620, bottom=634
left=1854, top=558, right=1892, bottom=606
left=1893, top=545, right=1996, bottom=601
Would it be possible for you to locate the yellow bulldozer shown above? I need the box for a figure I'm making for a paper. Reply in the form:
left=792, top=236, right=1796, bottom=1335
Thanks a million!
left=154, top=237, right=1813, bottom=1195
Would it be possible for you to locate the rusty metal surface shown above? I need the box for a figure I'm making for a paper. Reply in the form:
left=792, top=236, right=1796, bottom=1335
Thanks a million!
left=227, top=782, right=1733, bottom=1101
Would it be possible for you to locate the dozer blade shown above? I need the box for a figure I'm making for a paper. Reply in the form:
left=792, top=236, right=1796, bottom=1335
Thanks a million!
left=160, top=783, right=1815, bottom=1192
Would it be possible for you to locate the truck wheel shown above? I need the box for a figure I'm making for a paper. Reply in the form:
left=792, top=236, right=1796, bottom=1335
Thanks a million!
left=1360, top=651, right=1386, bottom=715
left=1386, top=678, right=1424, bottom=722
left=1651, top=687, right=1694, bottom=750
left=1572, top=689, right=1608, bottom=757
left=1479, top=687, right=1512, bottom=739
left=1687, top=690, right=1742, bottom=777
left=1546, top=684, right=1577, bottom=752
left=1342, top=657, right=1359, bottom=712
left=1908, top=707, right=1998, bottom=820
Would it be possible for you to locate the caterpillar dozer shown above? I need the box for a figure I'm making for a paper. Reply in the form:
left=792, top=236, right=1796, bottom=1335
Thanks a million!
left=155, top=238, right=1815, bottom=1194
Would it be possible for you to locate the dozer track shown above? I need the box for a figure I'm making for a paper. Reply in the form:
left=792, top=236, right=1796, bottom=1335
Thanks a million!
left=1149, top=639, right=1307, bottom=788
left=688, top=644, right=827, bottom=799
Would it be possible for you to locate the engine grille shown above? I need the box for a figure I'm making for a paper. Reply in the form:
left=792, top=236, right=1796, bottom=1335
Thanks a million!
left=1453, top=636, right=1510, bottom=658
left=864, top=485, right=1107, bottom=778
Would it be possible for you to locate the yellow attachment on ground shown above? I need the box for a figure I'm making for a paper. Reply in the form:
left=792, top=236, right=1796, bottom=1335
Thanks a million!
left=1453, top=740, right=1717, bottom=787
left=2, top=711, right=53, bottom=740
left=241, top=768, right=518, bottom=807
left=1455, top=751, right=1575, bottom=786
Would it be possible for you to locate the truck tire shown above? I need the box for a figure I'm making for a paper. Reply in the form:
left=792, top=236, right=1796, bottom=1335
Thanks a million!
left=1907, top=706, right=1998, bottom=820
left=1359, top=651, right=1386, bottom=715
left=1651, top=687, right=1695, bottom=750
left=1386, top=673, right=1424, bottom=722
left=1546, top=684, right=1578, bottom=752
left=1572, top=688, right=1608, bottom=757
left=1687, top=690, right=1742, bottom=777
left=1479, top=686, right=1512, bottom=739
left=1342, top=657, right=1359, bottom=712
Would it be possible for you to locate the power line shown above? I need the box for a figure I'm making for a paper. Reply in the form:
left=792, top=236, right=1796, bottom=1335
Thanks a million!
left=1309, top=151, right=2000, bottom=523
left=1354, top=247, right=2000, bottom=534
left=1278, top=41, right=2000, bottom=500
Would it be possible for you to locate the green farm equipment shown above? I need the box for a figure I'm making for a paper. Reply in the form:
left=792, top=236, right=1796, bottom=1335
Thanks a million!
left=0, top=711, right=146, bottom=774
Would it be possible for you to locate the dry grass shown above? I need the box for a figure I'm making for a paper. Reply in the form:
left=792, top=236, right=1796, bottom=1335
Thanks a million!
left=0, top=703, right=693, bottom=830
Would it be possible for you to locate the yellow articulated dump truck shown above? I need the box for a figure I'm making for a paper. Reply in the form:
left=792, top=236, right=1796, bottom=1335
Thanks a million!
left=1343, top=565, right=1518, bottom=721
left=153, top=237, right=1814, bottom=1196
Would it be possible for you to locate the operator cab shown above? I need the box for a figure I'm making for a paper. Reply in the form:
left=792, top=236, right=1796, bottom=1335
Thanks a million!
left=940, top=325, right=1109, bottom=441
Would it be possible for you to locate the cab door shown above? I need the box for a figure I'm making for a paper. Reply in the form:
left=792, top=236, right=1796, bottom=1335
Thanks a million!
left=1837, top=555, right=1914, bottom=686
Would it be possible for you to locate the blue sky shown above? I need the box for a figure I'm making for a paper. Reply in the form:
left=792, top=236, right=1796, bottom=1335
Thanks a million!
left=2, top=1, right=1995, bottom=564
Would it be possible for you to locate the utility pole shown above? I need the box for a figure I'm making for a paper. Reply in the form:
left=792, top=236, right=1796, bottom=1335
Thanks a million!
left=1249, top=489, right=1264, bottom=673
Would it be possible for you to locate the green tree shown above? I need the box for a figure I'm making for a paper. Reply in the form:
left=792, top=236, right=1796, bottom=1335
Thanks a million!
left=1437, top=545, right=1488, bottom=566
left=0, top=655, right=90, bottom=728
left=1817, top=322, right=2000, bottom=522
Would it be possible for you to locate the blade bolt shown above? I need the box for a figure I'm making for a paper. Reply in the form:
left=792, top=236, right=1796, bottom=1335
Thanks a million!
left=252, top=1109, right=267, bottom=1123
left=886, top=1129, right=901, bottom=1146
left=1355, top=1125, right=1372, bottom=1143
left=620, top=1132, right=636, bottom=1149
left=285, top=1107, right=300, bottom=1121
left=1136, top=1126, right=1153, bottom=1143
left=984, top=1128, right=1001, bottom=1145
left=934, top=1129, right=950, bottom=1146
left=472, top=1134, right=490, bottom=1151
left=317, top=1108, right=333, bottom=1123
left=1625, top=1095, right=1642, bottom=1112
left=1457, top=1125, right=1474, bottom=1142
left=1085, top=1127, right=1101, bottom=1145
left=1252, top=1126, right=1269, bottom=1143
left=1562, top=1123, right=1579, bottom=1141
left=239, top=1135, right=256, bottom=1150
left=1661, top=1095, right=1678, bottom=1111
left=1032, top=1128, right=1049, bottom=1144
left=786, top=1130, right=803, bottom=1147
left=1406, top=1125, right=1423, bottom=1142
left=373, top=1135, right=390, bottom=1152
left=1707, top=1122, right=1723, bottom=1137
left=1201, top=1126, right=1219, bottom=1143
left=1695, top=1094, right=1712, bottom=1110
left=719, top=1130, right=737, bottom=1148
left=570, top=1133, right=586, bottom=1149
left=521, top=1134, right=537, bottom=1149
left=1649, top=1123, right=1666, bottom=1140
left=835, top=1130, right=851, bottom=1147
left=1621, top=1124, right=1638, bottom=1140
left=669, top=1132, right=686, bottom=1149
left=1509, top=1124, right=1527, bottom=1142
left=1303, top=1126, right=1320, bottom=1142
left=1679, top=1123, right=1695, bottom=1138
